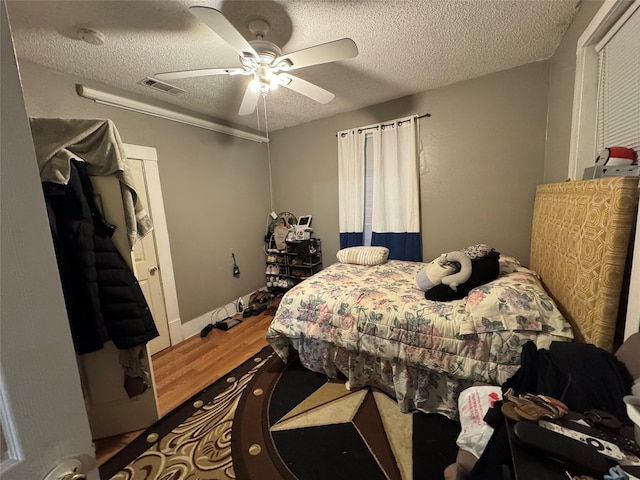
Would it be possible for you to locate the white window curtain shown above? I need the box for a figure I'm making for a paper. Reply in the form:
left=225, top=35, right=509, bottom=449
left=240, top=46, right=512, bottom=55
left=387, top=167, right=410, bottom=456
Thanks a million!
left=337, top=116, right=422, bottom=261
left=363, top=134, right=374, bottom=246
left=596, top=3, right=640, bottom=155
left=337, top=129, right=365, bottom=247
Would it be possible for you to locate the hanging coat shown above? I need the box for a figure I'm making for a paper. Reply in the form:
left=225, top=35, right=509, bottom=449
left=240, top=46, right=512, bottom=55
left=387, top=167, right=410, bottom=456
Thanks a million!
left=43, top=159, right=159, bottom=355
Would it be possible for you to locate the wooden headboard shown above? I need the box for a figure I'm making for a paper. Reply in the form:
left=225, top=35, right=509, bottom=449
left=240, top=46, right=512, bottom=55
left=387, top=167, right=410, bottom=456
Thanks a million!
left=530, top=177, right=638, bottom=352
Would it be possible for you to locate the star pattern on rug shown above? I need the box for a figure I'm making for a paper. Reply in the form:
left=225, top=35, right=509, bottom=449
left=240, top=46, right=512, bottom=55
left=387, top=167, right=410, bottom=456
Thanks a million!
left=270, top=380, right=413, bottom=480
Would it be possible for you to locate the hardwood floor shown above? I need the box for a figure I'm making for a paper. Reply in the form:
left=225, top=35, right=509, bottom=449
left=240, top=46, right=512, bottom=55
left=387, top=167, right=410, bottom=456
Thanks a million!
left=94, top=303, right=277, bottom=467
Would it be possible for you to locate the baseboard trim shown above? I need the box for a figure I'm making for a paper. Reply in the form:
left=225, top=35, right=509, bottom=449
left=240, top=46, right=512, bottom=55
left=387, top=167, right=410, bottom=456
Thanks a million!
left=168, top=317, right=184, bottom=345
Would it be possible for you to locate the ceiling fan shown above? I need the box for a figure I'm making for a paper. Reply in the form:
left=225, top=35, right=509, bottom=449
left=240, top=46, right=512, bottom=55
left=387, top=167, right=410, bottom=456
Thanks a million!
left=154, top=6, right=358, bottom=116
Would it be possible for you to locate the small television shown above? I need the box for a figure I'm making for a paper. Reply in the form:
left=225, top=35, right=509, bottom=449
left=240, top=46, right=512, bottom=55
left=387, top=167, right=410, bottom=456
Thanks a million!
left=297, top=215, right=312, bottom=228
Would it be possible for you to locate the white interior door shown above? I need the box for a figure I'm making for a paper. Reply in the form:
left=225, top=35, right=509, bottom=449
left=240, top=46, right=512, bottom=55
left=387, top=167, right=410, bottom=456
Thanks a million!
left=0, top=2, right=97, bottom=478
left=79, top=174, right=160, bottom=440
left=123, top=143, right=182, bottom=353
left=127, top=158, right=171, bottom=355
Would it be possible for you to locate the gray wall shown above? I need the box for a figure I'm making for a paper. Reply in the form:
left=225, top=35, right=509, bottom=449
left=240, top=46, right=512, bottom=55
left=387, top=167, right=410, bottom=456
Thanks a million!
left=18, top=61, right=271, bottom=323
left=544, top=0, right=604, bottom=183
left=269, top=61, right=550, bottom=265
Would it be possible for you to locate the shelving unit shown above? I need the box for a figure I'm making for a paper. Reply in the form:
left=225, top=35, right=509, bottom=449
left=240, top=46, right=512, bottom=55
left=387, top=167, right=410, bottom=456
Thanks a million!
left=265, top=238, right=322, bottom=291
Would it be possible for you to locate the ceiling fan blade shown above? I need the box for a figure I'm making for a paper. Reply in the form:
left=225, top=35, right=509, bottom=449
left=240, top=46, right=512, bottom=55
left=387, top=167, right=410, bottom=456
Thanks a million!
left=239, top=83, right=260, bottom=116
left=279, top=74, right=335, bottom=104
left=155, top=67, right=246, bottom=81
left=189, top=6, right=258, bottom=60
left=274, top=38, right=358, bottom=71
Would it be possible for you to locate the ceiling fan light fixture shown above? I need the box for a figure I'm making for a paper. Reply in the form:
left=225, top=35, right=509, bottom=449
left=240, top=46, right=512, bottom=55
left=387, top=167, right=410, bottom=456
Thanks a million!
left=277, top=75, right=292, bottom=86
left=249, top=76, right=261, bottom=93
left=240, top=55, right=256, bottom=70
left=276, top=59, right=293, bottom=71
left=249, top=75, right=270, bottom=97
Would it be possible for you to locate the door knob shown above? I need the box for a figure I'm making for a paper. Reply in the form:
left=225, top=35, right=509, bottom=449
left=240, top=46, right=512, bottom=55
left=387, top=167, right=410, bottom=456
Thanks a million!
left=149, top=265, right=159, bottom=275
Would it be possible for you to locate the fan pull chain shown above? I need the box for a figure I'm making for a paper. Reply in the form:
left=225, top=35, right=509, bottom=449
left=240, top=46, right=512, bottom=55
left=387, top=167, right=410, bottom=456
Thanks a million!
left=262, top=95, right=270, bottom=139
left=261, top=95, right=274, bottom=214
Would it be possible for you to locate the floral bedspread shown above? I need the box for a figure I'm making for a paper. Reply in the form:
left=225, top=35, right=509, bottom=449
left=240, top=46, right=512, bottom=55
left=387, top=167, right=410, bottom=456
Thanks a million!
left=266, top=257, right=573, bottom=417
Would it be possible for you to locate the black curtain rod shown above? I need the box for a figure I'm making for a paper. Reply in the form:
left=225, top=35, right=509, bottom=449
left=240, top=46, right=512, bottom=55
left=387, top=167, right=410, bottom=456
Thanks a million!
left=337, top=113, right=431, bottom=138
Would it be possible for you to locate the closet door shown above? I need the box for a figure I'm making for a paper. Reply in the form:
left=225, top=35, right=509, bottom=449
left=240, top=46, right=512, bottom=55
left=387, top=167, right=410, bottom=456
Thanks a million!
left=127, top=158, right=171, bottom=355
left=122, top=143, right=181, bottom=355
left=77, top=174, right=160, bottom=439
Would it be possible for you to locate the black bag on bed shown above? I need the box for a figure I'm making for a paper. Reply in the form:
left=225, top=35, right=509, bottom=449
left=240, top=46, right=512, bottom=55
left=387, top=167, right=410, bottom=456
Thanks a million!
left=425, top=250, right=500, bottom=302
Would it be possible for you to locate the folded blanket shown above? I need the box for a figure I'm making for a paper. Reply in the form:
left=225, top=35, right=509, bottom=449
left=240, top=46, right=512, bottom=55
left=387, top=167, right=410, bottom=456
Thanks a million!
left=30, top=118, right=152, bottom=247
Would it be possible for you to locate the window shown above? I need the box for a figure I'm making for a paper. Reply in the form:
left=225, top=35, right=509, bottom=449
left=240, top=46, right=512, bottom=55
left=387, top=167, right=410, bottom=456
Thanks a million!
left=596, top=5, right=640, bottom=154
left=569, top=1, right=639, bottom=179
left=337, top=116, right=422, bottom=261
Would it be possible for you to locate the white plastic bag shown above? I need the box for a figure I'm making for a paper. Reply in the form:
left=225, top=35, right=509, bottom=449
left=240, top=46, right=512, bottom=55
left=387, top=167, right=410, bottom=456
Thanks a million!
left=456, top=385, right=503, bottom=459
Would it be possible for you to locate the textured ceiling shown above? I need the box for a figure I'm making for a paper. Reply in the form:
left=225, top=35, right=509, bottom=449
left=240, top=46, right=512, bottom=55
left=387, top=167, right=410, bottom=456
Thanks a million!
left=6, top=0, right=580, bottom=133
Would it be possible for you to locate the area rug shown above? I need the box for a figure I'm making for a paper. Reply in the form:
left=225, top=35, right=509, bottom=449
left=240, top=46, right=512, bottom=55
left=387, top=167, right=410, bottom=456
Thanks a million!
left=100, top=345, right=461, bottom=480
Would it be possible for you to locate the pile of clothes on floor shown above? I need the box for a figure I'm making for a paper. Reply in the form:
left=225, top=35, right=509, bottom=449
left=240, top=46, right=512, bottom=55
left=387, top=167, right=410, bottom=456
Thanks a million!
left=446, top=334, right=640, bottom=480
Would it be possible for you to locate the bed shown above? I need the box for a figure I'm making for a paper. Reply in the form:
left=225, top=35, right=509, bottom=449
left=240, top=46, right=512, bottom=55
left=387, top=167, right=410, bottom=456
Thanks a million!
left=266, top=177, right=639, bottom=419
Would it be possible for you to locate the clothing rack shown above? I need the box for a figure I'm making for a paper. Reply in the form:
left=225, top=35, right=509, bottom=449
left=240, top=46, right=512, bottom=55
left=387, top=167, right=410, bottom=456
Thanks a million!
left=337, top=113, right=431, bottom=138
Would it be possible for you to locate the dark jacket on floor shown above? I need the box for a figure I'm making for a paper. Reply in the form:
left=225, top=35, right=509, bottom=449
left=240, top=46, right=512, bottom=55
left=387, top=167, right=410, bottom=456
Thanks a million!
left=43, top=160, right=158, bottom=354
left=503, top=340, right=632, bottom=421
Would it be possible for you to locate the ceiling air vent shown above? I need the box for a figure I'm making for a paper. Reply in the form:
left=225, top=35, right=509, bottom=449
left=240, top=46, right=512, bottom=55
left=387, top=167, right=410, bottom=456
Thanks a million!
left=138, top=77, right=185, bottom=95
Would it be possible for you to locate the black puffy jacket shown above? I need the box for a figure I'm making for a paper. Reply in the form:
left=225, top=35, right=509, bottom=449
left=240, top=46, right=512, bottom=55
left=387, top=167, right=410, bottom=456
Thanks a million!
left=43, top=160, right=159, bottom=354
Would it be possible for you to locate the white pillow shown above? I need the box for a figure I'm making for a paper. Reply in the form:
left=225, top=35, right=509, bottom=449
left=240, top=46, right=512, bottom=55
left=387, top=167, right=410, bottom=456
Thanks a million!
left=336, top=246, right=389, bottom=265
